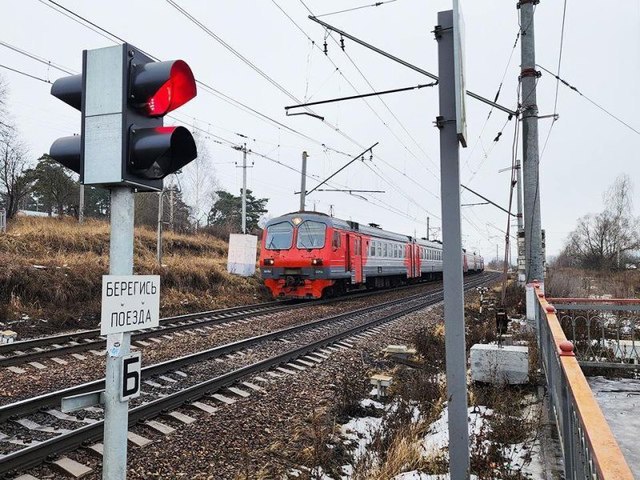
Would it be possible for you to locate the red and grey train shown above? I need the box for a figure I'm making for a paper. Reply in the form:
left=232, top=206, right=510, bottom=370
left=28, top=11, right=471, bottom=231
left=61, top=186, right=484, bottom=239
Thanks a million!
left=259, top=212, right=484, bottom=299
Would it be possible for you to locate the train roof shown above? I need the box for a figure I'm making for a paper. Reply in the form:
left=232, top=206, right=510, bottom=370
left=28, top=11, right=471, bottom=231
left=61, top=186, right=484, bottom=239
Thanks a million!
left=264, top=211, right=481, bottom=257
left=265, top=211, right=411, bottom=243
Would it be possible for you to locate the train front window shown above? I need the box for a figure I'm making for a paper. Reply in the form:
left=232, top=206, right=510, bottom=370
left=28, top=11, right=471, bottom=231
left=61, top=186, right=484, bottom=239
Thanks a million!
left=265, top=222, right=293, bottom=250
left=297, top=221, right=326, bottom=249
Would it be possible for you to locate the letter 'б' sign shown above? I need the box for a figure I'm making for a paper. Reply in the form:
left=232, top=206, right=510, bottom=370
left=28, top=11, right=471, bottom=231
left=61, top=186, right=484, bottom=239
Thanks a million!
left=101, top=275, right=160, bottom=335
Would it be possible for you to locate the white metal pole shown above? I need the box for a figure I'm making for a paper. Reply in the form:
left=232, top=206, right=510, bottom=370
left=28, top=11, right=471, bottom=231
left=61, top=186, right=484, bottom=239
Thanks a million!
left=103, top=187, right=134, bottom=480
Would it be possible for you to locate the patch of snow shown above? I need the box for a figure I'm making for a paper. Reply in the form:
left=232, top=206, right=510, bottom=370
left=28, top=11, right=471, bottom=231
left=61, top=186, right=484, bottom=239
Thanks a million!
left=341, top=414, right=383, bottom=461
left=393, top=472, right=480, bottom=480
left=421, top=405, right=543, bottom=479
left=588, top=376, right=640, bottom=478
left=31, top=265, right=47, bottom=269
left=360, top=398, right=384, bottom=409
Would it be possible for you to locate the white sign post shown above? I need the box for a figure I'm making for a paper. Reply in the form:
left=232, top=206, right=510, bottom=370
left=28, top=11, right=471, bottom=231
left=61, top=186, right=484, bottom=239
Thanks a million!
left=101, top=275, right=160, bottom=335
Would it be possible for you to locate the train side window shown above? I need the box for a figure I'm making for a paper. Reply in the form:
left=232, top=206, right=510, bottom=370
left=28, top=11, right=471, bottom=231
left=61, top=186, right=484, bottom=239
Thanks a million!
left=332, top=231, right=341, bottom=249
left=376, top=242, right=382, bottom=257
left=370, top=241, right=375, bottom=256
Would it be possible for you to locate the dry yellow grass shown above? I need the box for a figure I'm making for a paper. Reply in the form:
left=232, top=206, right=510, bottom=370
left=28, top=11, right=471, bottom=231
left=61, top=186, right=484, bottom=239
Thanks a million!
left=0, top=216, right=269, bottom=335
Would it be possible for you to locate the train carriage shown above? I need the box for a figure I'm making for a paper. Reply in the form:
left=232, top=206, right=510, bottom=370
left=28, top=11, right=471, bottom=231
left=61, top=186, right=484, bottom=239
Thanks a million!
left=259, top=211, right=483, bottom=299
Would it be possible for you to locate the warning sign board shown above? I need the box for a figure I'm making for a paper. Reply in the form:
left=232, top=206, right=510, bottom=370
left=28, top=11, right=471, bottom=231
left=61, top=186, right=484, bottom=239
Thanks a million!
left=101, top=275, right=160, bottom=335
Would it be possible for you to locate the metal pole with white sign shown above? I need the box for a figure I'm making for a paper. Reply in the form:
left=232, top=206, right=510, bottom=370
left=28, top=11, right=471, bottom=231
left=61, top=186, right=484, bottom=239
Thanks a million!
left=103, top=187, right=135, bottom=480
left=436, top=4, right=470, bottom=478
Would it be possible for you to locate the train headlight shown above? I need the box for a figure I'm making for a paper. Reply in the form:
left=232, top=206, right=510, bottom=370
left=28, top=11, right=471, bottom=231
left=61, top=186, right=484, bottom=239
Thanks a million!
left=311, top=258, right=323, bottom=266
left=264, top=258, right=275, bottom=266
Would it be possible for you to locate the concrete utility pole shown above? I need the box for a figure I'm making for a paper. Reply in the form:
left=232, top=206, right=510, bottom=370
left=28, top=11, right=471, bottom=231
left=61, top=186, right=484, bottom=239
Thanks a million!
left=79, top=184, right=85, bottom=224
left=242, top=143, right=247, bottom=234
left=519, top=0, right=544, bottom=283
left=426, top=216, right=430, bottom=240
left=169, top=186, right=175, bottom=230
left=156, top=190, right=163, bottom=265
left=300, top=151, right=308, bottom=211
left=436, top=7, right=471, bottom=478
left=516, top=159, right=526, bottom=283
left=103, top=187, right=134, bottom=480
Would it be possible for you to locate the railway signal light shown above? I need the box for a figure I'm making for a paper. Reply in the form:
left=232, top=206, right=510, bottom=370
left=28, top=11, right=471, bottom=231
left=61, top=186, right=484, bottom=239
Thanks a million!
left=48, top=43, right=198, bottom=191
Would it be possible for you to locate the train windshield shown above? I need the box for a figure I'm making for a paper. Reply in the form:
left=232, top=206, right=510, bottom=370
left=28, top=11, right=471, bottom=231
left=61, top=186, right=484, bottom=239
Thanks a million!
left=296, top=221, right=326, bottom=249
left=265, top=222, right=293, bottom=250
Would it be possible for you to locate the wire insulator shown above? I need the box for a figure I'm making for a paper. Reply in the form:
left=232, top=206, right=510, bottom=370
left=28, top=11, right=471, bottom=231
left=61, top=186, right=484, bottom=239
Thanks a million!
left=323, top=40, right=328, bottom=55
left=340, top=36, right=345, bottom=51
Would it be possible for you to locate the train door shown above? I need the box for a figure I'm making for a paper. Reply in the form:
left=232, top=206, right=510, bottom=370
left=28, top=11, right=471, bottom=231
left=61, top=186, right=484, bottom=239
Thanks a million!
left=346, top=234, right=363, bottom=284
left=408, top=242, right=418, bottom=279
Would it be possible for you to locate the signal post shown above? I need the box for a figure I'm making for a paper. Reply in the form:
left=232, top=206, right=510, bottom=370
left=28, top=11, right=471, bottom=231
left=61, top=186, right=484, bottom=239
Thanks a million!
left=49, top=44, right=198, bottom=479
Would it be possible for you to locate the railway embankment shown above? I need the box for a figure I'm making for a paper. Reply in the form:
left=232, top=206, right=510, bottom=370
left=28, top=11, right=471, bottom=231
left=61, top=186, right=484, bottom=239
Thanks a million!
left=0, top=217, right=270, bottom=336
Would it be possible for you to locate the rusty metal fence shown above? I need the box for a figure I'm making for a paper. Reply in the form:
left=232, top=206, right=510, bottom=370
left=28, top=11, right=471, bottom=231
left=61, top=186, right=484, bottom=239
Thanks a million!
left=535, top=285, right=634, bottom=479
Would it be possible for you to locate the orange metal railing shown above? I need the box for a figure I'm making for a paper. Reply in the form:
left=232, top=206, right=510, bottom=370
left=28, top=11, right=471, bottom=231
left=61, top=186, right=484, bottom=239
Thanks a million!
left=535, top=284, right=634, bottom=479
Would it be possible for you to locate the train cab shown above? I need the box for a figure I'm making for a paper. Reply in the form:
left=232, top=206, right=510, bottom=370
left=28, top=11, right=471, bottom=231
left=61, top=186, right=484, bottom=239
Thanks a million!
left=259, top=212, right=352, bottom=299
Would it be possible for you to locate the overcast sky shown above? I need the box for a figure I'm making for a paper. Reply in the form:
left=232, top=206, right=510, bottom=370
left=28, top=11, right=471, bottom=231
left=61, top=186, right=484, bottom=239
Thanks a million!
left=1, top=0, right=639, bottom=258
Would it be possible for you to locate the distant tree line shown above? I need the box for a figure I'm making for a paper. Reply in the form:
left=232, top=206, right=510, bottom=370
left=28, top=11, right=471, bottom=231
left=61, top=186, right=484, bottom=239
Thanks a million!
left=555, top=175, right=640, bottom=270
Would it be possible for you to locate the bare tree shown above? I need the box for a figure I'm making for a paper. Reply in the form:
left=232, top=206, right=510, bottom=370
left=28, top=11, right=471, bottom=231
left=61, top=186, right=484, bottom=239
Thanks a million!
left=561, top=175, right=640, bottom=270
left=0, top=133, right=32, bottom=218
left=182, top=131, right=217, bottom=230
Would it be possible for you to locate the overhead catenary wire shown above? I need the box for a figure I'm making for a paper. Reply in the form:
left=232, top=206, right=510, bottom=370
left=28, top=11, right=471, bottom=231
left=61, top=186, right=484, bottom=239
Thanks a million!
left=0, top=40, right=75, bottom=75
left=165, top=0, right=371, bottom=152
left=34, top=0, right=355, bottom=160
left=539, top=0, right=568, bottom=161
left=0, top=63, right=51, bottom=84
left=314, top=0, right=398, bottom=18
left=537, top=63, right=640, bottom=137
left=30, top=2, right=437, bottom=231
left=299, top=0, right=441, bottom=177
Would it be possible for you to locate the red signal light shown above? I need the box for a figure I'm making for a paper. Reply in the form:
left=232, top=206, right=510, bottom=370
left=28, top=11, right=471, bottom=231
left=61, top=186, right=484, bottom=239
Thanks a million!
left=132, top=60, right=197, bottom=117
left=145, top=61, right=196, bottom=116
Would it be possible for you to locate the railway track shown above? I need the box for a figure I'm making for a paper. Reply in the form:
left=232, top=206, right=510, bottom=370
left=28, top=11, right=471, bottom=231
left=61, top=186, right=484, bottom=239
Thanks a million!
left=0, top=272, right=497, bottom=477
left=0, top=278, right=460, bottom=368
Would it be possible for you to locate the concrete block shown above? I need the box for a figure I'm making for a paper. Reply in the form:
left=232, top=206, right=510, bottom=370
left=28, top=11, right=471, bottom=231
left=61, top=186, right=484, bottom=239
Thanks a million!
left=145, top=420, right=175, bottom=435
left=166, top=411, right=196, bottom=424
left=127, top=431, right=152, bottom=447
left=228, top=387, right=250, bottom=398
left=189, top=401, right=218, bottom=415
left=470, top=343, right=529, bottom=385
left=52, top=456, right=92, bottom=478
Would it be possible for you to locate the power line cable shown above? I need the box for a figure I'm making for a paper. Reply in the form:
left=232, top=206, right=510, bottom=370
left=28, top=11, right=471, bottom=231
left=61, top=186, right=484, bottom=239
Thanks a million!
left=31, top=3, right=437, bottom=231
left=165, top=0, right=368, bottom=151
left=0, top=40, right=75, bottom=75
left=537, top=63, right=640, bottom=137
left=33, top=1, right=355, bottom=159
left=298, top=0, right=440, bottom=178
left=0, top=63, right=51, bottom=84
left=315, top=0, right=398, bottom=18
left=539, top=0, right=568, bottom=160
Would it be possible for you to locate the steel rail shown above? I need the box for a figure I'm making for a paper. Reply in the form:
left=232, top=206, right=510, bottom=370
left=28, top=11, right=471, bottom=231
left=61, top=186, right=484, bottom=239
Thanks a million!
left=0, top=277, right=444, bottom=366
left=0, top=273, right=496, bottom=476
left=0, top=280, right=470, bottom=422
